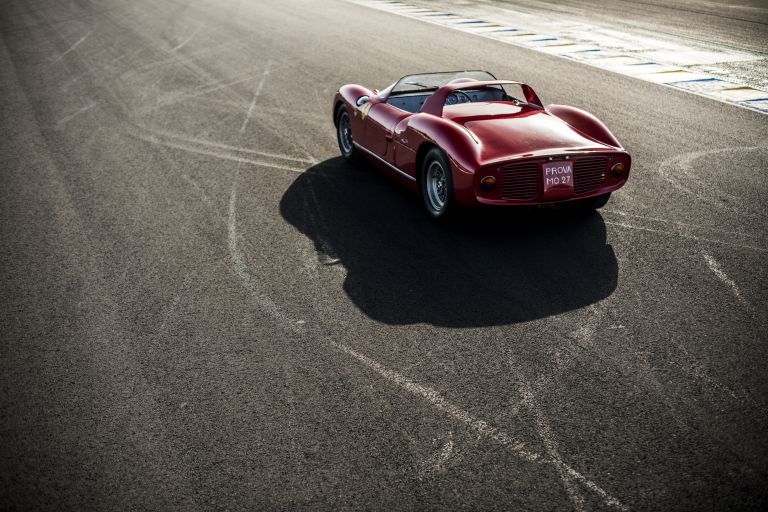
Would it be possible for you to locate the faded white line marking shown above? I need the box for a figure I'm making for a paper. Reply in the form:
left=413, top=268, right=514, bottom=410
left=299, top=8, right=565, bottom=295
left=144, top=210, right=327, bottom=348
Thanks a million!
left=172, top=25, right=202, bottom=52
left=53, top=31, right=92, bottom=63
left=56, top=102, right=97, bottom=128
left=510, top=307, right=602, bottom=511
left=142, top=128, right=314, bottom=164
left=60, top=71, right=88, bottom=93
left=133, top=132, right=304, bottom=173
left=194, top=97, right=299, bottom=116
left=520, top=378, right=586, bottom=512
left=181, top=174, right=222, bottom=221
left=603, top=209, right=766, bottom=241
left=332, top=341, right=628, bottom=511
left=126, top=36, right=251, bottom=75
left=568, top=304, right=601, bottom=349
left=299, top=244, right=320, bottom=278
left=159, top=272, right=192, bottom=333
left=241, top=60, right=273, bottom=133
left=529, top=305, right=605, bottom=396
left=331, top=340, right=539, bottom=463
left=302, top=176, right=341, bottom=264
left=665, top=339, right=744, bottom=404
left=605, top=220, right=767, bottom=253
left=223, top=173, right=627, bottom=511
left=418, top=434, right=457, bottom=479
left=702, top=252, right=746, bottom=304
left=657, top=147, right=765, bottom=219
left=147, top=74, right=258, bottom=111
left=228, top=183, right=292, bottom=321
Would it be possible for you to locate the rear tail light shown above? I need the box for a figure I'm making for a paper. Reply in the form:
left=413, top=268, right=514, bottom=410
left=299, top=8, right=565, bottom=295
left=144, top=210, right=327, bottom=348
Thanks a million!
left=480, top=176, right=497, bottom=191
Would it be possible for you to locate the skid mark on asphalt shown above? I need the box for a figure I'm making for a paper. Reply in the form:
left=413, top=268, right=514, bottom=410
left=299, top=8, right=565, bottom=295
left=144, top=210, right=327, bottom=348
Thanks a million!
left=228, top=182, right=294, bottom=323
left=132, top=130, right=306, bottom=173
left=181, top=174, right=227, bottom=223
left=545, top=279, right=757, bottom=417
left=223, top=175, right=628, bottom=511
left=531, top=304, right=604, bottom=395
left=510, top=351, right=589, bottom=512
left=702, top=252, right=746, bottom=304
left=60, top=70, right=88, bottom=93
left=199, top=97, right=329, bottom=123
left=125, top=36, right=250, bottom=76
left=53, top=31, right=92, bottom=63
left=56, top=101, right=97, bottom=128
left=135, top=58, right=319, bottom=166
left=669, top=341, right=742, bottom=403
left=520, top=379, right=586, bottom=512
left=418, top=433, right=458, bottom=479
left=148, top=85, right=319, bottom=166
left=146, top=73, right=258, bottom=111
left=299, top=244, right=320, bottom=279
left=245, top=108, right=320, bottom=165
left=532, top=306, right=694, bottom=430
left=159, top=273, right=190, bottom=331
left=603, top=209, right=767, bottom=242
left=333, top=340, right=628, bottom=511
left=330, top=341, right=537, bottom=465
left=604, top=220, right=767, bottom=253
left=302, top=174, right=341, bottom=265
left=240, top=60, right=273, bottom=133
left=657, top=147, right=767, bottom=220
left=141, top=127, right=314, bottom=164
left=172, top=24, right=202, bottom=52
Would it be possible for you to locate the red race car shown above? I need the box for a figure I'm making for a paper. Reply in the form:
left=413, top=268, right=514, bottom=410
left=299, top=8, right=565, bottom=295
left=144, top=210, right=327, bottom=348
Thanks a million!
left=333, top=70, right=631, bottom=219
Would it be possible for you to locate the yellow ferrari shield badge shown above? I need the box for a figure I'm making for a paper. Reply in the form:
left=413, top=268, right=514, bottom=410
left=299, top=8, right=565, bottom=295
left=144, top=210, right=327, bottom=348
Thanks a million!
left=358, top=102, right=372, bottom=120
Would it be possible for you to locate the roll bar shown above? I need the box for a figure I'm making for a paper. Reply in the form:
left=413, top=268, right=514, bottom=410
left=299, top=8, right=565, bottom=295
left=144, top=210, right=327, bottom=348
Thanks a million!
left=419, top=80, right=543, bottom=117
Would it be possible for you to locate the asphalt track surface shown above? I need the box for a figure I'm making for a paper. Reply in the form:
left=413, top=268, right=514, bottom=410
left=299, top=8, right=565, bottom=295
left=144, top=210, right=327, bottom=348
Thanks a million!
left=1, top=0, right=767, bottom=510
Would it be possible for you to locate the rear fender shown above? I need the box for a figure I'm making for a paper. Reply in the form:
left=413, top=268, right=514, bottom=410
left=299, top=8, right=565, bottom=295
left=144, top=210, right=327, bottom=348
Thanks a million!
left=546, top=104, right=622, bottom=148
left=404, top=114, right=482, bottom=206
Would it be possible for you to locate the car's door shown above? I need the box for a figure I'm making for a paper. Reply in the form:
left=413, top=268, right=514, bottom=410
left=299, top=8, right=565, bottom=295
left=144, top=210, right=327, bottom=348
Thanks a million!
left=363, top=102, right=409, bottom=160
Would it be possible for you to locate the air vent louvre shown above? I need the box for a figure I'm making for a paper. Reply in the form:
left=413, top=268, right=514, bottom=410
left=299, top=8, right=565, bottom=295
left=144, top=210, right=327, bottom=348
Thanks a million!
left=499, top=162, right=539, bottom=200
left=573, top=157, right=607, bottom=195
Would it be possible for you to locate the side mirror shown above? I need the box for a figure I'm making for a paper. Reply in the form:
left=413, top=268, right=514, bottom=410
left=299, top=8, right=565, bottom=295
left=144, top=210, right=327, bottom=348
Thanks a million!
left=356, top=95, right=370, bottom=107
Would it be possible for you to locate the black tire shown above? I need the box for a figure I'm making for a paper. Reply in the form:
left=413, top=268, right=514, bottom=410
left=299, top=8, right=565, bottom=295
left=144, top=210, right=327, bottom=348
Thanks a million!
left=420, top=148, right=456, bottom=220
left=335, top=106, right=358, bottom=162
left=574, top=192, right=611, bottom=211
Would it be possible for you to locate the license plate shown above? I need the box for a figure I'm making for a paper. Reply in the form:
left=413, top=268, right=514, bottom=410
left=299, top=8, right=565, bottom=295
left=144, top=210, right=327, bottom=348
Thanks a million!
left=543, top=161, right=573, bottom=192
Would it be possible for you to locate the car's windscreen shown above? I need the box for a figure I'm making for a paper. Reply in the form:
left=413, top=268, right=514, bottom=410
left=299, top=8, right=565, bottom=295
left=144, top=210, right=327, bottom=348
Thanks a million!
left=391, top=70, right=496, bottom=95
left=444, top=83, right=529, bottom=105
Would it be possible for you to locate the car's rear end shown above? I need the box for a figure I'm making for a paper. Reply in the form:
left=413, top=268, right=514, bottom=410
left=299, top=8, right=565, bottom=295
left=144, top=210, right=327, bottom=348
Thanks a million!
left=440, top=102, right=631, bottom=207
left=472, top=151, right=631, bottom=206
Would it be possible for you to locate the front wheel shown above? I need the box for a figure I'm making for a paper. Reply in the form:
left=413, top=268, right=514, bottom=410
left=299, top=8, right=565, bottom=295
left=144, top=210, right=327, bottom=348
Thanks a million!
left=421, top=148, right=456, bottom=220
left=336, top=106, right=358, bottom=162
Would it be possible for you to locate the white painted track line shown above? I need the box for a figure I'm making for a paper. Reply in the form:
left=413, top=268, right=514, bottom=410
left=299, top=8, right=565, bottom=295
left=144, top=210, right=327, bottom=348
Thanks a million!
left=702, top=252, right=747, bottom=304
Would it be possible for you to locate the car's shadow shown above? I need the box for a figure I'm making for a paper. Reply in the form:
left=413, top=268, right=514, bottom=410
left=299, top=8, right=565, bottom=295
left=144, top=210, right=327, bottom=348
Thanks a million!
left=280, top=157, right=618, bottom=327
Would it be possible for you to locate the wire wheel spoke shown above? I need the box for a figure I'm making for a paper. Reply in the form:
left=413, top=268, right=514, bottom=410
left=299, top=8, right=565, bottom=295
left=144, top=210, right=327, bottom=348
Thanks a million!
left=338, top=112, right=353, bottom=154
left=427, top=161, right=447, bottom=211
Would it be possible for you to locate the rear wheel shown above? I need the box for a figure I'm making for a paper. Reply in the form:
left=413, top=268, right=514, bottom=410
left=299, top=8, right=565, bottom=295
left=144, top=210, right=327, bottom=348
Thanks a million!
left=421, top=148, right=455, bottom=220
left=336, top=106, right=358, bottom=162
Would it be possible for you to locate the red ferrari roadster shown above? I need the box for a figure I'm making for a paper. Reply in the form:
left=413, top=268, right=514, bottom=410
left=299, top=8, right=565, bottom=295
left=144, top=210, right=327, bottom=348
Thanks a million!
left=333, top=70, right=631, bottom=219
